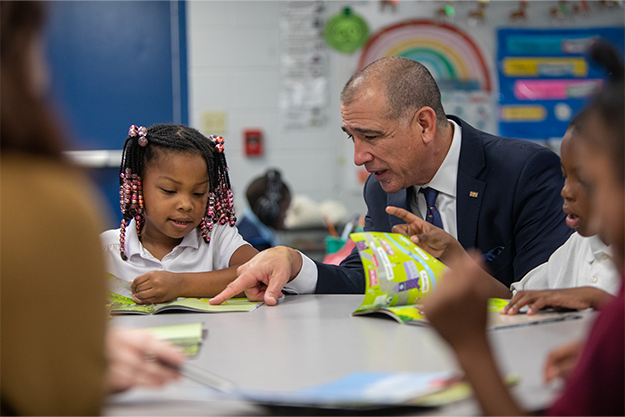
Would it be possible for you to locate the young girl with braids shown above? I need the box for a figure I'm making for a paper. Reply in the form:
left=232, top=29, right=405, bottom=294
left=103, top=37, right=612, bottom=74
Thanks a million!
left=100, top=124, right=258, bottom=304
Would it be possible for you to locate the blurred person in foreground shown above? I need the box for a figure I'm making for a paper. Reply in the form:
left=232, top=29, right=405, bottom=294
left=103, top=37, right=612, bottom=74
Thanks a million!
left=0, top=2, right=184, bottom=415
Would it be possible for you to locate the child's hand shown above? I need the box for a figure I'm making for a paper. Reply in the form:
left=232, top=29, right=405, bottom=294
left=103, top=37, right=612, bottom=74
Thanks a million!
left=502, top=287, right=614, bottom=315
left=386, top=206, right=461, bottom=261
left=105, top=327, right=185, bottom=394
left=131, top=271, right=184, bottom=304
left=422, top=251, right=491, bottom=350
left=544, top=340, right=584, bottom=383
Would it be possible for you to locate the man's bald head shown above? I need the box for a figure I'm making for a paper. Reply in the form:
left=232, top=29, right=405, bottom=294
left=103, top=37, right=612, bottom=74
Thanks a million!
left=341, top=57, right=447, bottom=126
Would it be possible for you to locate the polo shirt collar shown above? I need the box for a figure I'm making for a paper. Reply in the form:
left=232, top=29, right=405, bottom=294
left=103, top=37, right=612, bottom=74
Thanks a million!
left=124, top=218, right=201, bottom=259
left=587, top=234, right=612, bottom=264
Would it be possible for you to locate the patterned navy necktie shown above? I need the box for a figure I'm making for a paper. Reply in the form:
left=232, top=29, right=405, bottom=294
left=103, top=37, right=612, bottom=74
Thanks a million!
left=420, top=187, right=443, bottom=229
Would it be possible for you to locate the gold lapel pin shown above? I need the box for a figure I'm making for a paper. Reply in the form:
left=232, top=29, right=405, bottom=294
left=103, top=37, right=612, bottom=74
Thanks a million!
left=469, top=191, right=479, bottom=198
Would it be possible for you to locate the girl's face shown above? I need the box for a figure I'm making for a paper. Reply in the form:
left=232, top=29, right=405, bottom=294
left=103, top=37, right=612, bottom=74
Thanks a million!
left=577, top=113, right=625, bottom=272
left=141, top=151, right=209, bottom=249
left=560, top=128, right=595, bottom=237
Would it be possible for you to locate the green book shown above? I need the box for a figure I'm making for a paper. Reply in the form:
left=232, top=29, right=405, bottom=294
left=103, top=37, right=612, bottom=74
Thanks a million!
left=142, top=322, right=204, bottom=357
left=351, top=231, right=446, bottom=324
left=106, top=273, right=263, bottom=315
left=350, top=232, right=582, bottom=329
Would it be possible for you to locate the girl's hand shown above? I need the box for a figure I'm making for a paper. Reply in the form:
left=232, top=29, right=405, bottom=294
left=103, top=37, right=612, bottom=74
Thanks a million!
left=131, top=271, right=184, bottom=304
left=502, top=287, right=614, bottom=315
left=423, top=253, right=525, bottom=416
left=422, top=251, right=491, bottom=350
left=105, top=327, right=185, bottom=394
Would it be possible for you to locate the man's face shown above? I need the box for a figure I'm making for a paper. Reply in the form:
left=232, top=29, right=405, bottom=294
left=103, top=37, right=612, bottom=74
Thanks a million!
left=341, top=86, right=431, bottom=194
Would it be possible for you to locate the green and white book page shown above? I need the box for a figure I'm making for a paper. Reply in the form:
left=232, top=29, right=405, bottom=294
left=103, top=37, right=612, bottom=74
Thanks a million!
left=351, top=232, right=447, bottom=322
left=106, top=273, right=263, bottom=315
left=402, top=297, right=583, bottom=329
left=142, top=322, right=204, bottom=357
left=404, top=298, right=512, bottom=327
left=107, top=273, right=134, bottom=303
left=110, top=297, right=263, bottom=315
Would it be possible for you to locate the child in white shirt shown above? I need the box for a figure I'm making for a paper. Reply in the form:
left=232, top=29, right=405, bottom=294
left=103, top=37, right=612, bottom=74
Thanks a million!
left=100, top=124, right=257, bottom=304
left=503, top=111, right=620, bottom=313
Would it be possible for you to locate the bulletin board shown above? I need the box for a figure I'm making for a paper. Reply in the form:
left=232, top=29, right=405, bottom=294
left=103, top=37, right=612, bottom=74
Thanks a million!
left=497, top=27, right=624, bottom=141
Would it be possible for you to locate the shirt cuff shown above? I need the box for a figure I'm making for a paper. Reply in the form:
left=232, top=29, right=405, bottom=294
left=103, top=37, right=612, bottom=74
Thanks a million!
left=283, top=251, right=318, bottom=294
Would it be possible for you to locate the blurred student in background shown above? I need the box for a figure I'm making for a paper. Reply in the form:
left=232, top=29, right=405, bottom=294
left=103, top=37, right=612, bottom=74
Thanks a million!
left=0, top=2, right=184, bottom=414
left=423, top=42, right=624, bottom=416
left=237, top=169, right=291, bottom=251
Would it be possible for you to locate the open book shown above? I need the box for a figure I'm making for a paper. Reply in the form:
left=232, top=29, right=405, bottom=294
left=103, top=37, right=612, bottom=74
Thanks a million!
left=351, top=232, right=583, bottom=329
left=107, top=274, right=263, bottom=315
left=350, top=231, right=445, bottom=322
left=239, top=371, right=464, bottom=410
left=239, top=371, right=520, bottom=411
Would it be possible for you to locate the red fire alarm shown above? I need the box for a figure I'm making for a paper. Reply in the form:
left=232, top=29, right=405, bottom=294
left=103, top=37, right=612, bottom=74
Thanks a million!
left=244, top=129, right=263, bottom=156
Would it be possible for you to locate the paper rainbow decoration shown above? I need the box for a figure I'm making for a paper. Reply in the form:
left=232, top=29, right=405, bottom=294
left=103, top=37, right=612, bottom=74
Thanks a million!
left=358, top=20, right=492, bottom=92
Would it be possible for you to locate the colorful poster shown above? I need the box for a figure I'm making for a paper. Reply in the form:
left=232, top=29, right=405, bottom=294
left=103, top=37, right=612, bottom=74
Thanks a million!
left=497, top=28, right=624, bottom=141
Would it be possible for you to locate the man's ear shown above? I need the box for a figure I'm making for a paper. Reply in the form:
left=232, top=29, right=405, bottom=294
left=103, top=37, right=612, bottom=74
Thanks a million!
left=411, top=107, right=437, bottom=144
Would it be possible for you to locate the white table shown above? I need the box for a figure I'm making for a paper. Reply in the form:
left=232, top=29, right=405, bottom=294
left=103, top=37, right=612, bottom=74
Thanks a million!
left=104, top=295, right=596, bottom=416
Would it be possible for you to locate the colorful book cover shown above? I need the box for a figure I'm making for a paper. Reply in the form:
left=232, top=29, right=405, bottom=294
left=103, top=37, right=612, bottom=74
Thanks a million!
left=350, top=232, right=446, bottom=322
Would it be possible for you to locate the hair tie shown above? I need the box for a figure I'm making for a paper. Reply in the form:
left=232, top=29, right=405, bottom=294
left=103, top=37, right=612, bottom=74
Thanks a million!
left=128, top=125, right=148, bottom=147
left=209, top=135, right=225, bottom=153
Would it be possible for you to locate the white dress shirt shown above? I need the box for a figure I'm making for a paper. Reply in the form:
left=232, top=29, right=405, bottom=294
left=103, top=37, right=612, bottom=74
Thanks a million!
left=511, top=233, right=621, bottom=295
left=410, top=119, right=461, bottom=238
left=101, top=219, right=248, bottom=282
left=289, top=119, right=462, bottom=293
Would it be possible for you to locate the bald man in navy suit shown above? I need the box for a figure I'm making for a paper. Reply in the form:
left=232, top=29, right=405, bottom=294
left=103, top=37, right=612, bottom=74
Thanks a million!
left=212, top=57, right=571, bottom=306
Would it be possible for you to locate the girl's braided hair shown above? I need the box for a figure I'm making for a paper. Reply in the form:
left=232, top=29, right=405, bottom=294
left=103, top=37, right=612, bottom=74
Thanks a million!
left=118, top=124, right=235, bottom=260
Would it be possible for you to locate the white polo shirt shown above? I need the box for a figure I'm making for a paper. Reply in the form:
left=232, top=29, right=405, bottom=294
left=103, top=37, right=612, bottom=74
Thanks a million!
left=100, top=219, right=248, bottom=282
left=511, top=233, right=621, bottom=295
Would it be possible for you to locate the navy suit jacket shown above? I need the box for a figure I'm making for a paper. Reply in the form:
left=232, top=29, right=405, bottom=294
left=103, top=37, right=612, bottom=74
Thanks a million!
left=314, top=116, right=573, bottom=293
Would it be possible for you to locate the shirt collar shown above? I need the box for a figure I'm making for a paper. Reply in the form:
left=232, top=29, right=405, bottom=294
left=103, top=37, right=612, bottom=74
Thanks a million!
left=416, top=119, right=461, bottom=198
left=587, top=234, right=612, bottom=264
left=124, top=218, right=201, bottom=259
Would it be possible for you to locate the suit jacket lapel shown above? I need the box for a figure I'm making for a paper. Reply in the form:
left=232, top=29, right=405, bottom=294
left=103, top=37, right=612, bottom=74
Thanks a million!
left=457, top=171, right=485, bottom=248
left=450, top=116, right=486, bottom=249
left=387, top=188, right=411, bottom=229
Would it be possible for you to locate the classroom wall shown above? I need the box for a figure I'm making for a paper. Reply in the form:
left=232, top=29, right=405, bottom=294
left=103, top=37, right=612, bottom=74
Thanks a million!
left=186, top=0, right=624, bottom=220
left=47, top=1, right=623, bottom=228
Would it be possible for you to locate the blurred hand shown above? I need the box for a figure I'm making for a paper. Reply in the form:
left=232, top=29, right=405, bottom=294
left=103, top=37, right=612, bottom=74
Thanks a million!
left=544, top=340, right=584, bottom=383
left=423, top=251, right=491, bottom=350
left=131, top=271, right=183, bottom=304
left=104, top=328, right=185, bottom=394
left=210, top=246, right=301, bottom=306
left=502, top=287, right=613, bottom=315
